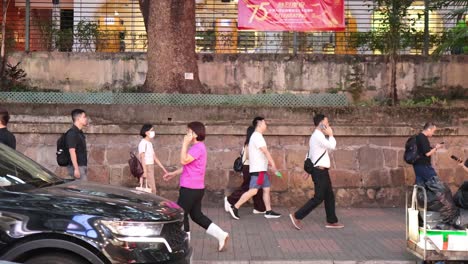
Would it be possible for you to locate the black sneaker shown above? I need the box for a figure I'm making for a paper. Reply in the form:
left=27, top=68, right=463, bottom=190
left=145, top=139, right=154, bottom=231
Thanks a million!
left=228, top=205, right=240, bottom=220
left=264, top=210, right=281, bottom=219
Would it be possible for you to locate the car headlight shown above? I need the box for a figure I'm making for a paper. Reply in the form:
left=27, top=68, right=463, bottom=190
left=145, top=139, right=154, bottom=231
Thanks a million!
left=99, top=220, right=163, bottom=237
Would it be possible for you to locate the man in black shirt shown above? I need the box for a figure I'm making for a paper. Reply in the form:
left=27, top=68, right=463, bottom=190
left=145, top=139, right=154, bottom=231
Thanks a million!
left=0, top=108, right=16, bottom=149
left=413, top=122, right=443, bottom=185
left=66, top=109, right=89, bottom=181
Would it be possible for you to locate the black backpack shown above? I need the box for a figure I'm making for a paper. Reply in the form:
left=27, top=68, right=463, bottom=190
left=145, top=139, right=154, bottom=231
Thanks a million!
left=56, top=131, right=70, bottom=166
left=404, top=135, right=419, bottom=164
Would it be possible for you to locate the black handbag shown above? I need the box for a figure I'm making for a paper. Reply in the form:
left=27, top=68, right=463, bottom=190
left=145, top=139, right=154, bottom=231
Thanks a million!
left=129, top=152, right=144, bottom=178
left=233, top=148, right=245, bottom=172
left=304, top=150, right=326, bottom=174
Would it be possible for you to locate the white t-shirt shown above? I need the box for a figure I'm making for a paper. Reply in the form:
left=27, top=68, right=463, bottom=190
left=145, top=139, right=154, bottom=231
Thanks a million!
left=248, top=132, right=268, bottom=172
left=138, top=139, right=154, bottom=165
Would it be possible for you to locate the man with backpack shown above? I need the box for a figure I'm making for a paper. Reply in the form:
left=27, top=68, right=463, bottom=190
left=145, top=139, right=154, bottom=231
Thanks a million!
left=65, top=109, right=89, bottom=181
left=413, top=122, right=444, bottom=185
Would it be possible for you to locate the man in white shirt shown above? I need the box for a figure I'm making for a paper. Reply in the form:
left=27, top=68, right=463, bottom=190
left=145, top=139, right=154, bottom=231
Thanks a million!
left=228, top=117, right=282, bottom=220
left=289, top=114, right=344, bottom=230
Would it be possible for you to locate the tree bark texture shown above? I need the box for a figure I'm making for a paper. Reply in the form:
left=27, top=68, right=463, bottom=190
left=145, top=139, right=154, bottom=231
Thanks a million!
left=142, top=0, right=205, bottom=93
left=138, top=0, right=149, bottom=32
left=1, top=0, right=11, bottom=80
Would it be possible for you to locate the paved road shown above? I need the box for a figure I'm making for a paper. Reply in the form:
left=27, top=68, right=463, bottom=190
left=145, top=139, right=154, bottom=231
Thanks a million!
left=189, top=207, right=418, bottom=263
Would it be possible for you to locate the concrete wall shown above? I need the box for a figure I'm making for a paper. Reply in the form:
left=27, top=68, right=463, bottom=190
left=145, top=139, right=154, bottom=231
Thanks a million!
left=5, top=103, right=468, bottom=207
left=8, top=52, right=468, bottom=99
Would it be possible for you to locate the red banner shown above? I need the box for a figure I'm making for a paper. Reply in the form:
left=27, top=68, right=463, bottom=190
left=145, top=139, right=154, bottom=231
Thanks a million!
left=238, top=0, right=345, bottom=32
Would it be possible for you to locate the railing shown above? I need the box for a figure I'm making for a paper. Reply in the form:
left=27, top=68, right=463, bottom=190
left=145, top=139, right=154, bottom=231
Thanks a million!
left=1, top=0, right=465, bottom=55
left=0, top=92, right=348, bottom=107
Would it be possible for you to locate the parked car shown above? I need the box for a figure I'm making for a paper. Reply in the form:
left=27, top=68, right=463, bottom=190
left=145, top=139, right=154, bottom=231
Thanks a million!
left=0, top=143, right=191, bottom=264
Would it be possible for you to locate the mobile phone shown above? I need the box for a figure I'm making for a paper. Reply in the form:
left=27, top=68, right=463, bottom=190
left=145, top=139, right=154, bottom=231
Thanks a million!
left=319, top=124, right=327, bottom=130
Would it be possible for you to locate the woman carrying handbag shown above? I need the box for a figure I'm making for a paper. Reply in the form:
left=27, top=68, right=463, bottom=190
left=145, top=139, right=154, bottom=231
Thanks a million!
left=224, top=126, right=266, bottom=214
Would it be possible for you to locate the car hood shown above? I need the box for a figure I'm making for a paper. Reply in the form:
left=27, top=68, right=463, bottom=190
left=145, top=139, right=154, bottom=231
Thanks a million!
left=21, top=181, right=183, bottom=222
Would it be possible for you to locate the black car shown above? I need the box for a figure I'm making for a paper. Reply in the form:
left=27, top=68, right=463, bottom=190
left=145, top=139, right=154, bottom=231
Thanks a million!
left=0, top=144, right=190, bottom=264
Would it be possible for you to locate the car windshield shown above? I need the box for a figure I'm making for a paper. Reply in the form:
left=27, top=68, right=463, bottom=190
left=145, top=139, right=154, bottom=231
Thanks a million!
left=0, top=144, right=68, bottom=191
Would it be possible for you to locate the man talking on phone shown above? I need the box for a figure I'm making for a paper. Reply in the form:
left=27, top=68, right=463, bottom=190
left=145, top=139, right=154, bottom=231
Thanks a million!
left=289, top=114, right=344, bottom=230
left=413, top=122, right=444, bottom=185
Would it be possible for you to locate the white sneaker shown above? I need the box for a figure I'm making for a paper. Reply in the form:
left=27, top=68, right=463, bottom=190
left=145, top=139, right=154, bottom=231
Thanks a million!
left=206, top=223, right=229, bottom=252
left=224, top=197, right=230, bottom=213
left=253, top=209, right=266, bottom=214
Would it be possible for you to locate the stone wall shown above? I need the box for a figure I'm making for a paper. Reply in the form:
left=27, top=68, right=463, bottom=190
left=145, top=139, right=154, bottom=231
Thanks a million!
left=5, top=103, right=468, bottom=207
left=7, top=52, right=468, bottom=99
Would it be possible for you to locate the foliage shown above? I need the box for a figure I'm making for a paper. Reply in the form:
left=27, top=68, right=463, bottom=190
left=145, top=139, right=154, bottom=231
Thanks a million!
left=349, top=30, right=442, bottom=53
left=411, top=77, right=468, bottom=100
left=4, top=62, right=26, bottom=84
left=429, top=0, right=468, bottom=20
left=357, top=96, right=448, bottom=107
left=429, top=0, right=468, bottom=55
left=345, top=64, right=365, bottom=102
left=34, top=18, right=56, bottom=51
left=327, top=62, right=365, bottom=102
left=75, top=20, right=100, bottom=52
left=129, top=32, right=147, bottom=51
left=356, top=76, right=467, bottom=107
left=0, top=27, right=16, bottom=52
left=360, top=0, right=422, bottom=105
left=364, top=0, right=417, bottom=55
left=56, top=28, right=74, bottom=52
left=433, top=20, right=468, bottom=55
left=238, top=31, right=257, bottom=51
left=354, top=98, right=388, bottom=106
left=0, top=62, right=36, bottom=91
left=120, top=85, right=143, bottom=93
left=400, top=96, right=447, bottom=107
left=196, top=30, right=215, bottom=52
left=35, top=18, right=100, bottom=52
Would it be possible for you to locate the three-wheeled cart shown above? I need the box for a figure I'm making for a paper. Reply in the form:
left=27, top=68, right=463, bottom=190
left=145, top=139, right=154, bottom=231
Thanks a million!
left=406, top=185, right=468, bottom=263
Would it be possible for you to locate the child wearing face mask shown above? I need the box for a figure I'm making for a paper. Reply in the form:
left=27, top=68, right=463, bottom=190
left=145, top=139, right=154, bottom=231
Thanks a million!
left=138, top=124, right=168, bottom=194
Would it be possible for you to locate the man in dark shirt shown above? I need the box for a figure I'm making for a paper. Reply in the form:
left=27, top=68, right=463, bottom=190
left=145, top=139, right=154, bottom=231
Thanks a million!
left=0, top=108, right=16, bottom=149
left=413, top=122, right=443, bottom=185
left=66, top=109, right=89, bottom=181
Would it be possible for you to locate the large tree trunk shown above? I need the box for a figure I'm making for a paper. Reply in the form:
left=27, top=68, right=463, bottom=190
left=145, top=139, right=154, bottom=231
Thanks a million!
left=138, top=0, right=149, bottom=32
left=141, top=0, right=205, bottom=93
left=1, top=0, right=11, bottom=81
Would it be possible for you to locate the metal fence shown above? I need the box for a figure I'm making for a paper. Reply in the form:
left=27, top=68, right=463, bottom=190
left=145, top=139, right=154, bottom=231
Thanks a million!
left=1, top=0, right=465, bottom=55
left=0, top=92, right=349, bottom=107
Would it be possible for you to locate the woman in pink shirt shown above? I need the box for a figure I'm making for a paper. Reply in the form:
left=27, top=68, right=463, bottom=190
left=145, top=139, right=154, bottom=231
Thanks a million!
left=164, top=121, right=229, bottom=252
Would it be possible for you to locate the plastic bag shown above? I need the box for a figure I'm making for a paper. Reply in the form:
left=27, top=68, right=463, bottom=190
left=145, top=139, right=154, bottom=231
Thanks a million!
left=457, top=209, right=468, bottom=229
left=417, top=178, right=459, bottom=225
left=453, top=181, right=468, bottom=209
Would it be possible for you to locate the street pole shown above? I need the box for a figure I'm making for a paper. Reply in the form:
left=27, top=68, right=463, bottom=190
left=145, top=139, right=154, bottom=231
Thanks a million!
left=423, top=0, right=429, bottom=55
left=25, top=0, right=30, bottom=52
left=293, top=32, right=298, bottom=55
left=52, top=0, right=60, bottom=51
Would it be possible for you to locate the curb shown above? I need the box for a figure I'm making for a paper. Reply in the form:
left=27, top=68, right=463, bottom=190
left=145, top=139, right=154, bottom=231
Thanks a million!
left=192, top=261, right=418, bottom=264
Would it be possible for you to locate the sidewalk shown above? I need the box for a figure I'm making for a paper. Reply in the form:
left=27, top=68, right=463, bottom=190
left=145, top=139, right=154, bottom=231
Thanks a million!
left=190, top=207, right=418, bottom=264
